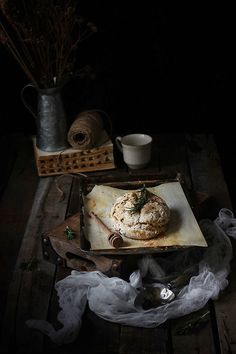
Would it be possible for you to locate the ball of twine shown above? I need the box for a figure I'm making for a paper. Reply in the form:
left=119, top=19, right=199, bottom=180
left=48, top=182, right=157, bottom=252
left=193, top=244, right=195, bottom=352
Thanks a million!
left=67, top=110, right=103, bottom=150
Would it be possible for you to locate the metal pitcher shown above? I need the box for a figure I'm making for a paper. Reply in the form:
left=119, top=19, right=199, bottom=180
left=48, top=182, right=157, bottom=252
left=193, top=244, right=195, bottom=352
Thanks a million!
left=21, top=84, right=68, bottom=152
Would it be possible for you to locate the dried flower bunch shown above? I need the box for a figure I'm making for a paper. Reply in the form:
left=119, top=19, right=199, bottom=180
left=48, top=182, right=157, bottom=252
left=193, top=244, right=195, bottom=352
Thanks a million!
left=0, top=0, right=97, bottom=89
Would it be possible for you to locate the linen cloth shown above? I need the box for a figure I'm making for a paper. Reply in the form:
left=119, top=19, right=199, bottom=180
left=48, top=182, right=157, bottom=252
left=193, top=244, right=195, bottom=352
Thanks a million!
left=27, top=208, right=235, bottom=344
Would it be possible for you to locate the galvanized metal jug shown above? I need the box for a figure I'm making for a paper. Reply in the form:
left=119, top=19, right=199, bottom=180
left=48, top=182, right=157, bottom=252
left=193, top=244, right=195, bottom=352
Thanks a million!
left=21, top=84, right=68, bottom=152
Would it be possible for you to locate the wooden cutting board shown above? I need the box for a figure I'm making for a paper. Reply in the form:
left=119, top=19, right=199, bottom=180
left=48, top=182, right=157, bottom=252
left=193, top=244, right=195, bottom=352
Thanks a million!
left=41, top=212, right=123, bottom=276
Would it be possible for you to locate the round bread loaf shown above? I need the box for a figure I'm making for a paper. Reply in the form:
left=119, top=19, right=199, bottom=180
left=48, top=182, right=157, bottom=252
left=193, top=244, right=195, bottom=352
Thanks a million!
left=110, top=189, right=170, bottom=240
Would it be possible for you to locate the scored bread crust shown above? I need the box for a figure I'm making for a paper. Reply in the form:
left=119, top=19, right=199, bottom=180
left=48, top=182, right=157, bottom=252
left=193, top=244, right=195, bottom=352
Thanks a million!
left=110, top=190, right=170, bottom=240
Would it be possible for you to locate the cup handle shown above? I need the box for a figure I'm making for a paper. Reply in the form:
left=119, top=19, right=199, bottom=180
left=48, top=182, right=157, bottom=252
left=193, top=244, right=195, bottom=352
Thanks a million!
left=115, top=136, right=123, bottom=153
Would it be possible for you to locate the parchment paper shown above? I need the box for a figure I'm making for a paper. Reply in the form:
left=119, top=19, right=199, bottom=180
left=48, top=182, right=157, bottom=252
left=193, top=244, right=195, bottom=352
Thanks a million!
left=83, top=182, right=208, bottom=251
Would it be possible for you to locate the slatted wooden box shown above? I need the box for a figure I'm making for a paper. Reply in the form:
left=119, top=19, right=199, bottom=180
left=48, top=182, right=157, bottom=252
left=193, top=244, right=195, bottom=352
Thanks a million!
left=33, top=136, right=116, bottom=176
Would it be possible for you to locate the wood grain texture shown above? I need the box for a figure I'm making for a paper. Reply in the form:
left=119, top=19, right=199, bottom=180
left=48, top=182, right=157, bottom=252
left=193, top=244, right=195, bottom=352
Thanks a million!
left=183, top=134, right=233, bottom=354
left=0, top=134, right=38, bottom=330
left=186, top=135, right=236, bottom=354
left=119, top=325, right=170, bottom=354
left=0, top=176, right=73, bottom=352
left=1, top=133, right=235, bottom=353
left=162, top=134, right=217, bottom=354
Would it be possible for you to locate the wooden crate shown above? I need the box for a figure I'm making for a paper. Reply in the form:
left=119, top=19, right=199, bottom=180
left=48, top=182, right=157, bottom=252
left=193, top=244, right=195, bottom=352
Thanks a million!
left=33, top=136, right=116, bottom=176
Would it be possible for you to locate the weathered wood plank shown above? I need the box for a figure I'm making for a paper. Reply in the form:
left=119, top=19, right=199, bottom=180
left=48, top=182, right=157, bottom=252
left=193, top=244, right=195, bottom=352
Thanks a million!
left=171, top=306, right=215, bottom=354
left=172, top=327, right=215, bottom=354
left=184, top=134, right=235, bottom=354
left=214, top=285, right=236, bottom=354
left=163, top=134, right=216, bottom=354
left=0, top=178, right=51, bottom=352
left=45, top=176, right=121, bottom=353
left=0, top=175, right=73, bottom=352
left=119, top=325, right=170, bottom=354
left=78, top=310, right=121, bottom=354
left=3, top=134, right=233, bottom=354
left=0, top=134, right=38, bottom=330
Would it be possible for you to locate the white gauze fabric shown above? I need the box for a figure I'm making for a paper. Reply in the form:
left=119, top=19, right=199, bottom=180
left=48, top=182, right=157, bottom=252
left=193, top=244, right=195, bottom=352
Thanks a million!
left=26, top=208, right=235, bottom=345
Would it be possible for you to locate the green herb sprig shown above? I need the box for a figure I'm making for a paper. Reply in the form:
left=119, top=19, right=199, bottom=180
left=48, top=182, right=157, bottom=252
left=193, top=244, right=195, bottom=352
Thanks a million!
left=64, top=226, right=76, bottom=240
left=127, top=185, right=149, bottom=214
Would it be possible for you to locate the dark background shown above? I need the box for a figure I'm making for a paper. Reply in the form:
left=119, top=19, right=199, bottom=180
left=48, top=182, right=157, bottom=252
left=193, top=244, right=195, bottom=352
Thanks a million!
left=1, top=1, right=234, bottom=200
left=0, top=1, right=233, bottom=135
left=0, top=2, right=234, bottom=184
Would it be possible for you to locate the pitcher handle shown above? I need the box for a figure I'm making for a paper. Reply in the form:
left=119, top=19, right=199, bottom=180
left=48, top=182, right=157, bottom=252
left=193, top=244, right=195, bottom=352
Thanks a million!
left=20, top=83, right=37, bottom=120
left=115, top=136, right=123, bottom=153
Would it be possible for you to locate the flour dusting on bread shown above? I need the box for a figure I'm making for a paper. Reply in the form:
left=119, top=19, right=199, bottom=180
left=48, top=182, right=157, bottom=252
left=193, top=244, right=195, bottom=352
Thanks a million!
left=110, top=188, right=170, bottom=240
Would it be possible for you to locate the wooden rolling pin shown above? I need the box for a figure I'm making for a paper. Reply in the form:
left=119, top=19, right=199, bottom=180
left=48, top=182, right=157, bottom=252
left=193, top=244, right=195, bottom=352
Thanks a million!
left=90, top=211, right=123, bottom=248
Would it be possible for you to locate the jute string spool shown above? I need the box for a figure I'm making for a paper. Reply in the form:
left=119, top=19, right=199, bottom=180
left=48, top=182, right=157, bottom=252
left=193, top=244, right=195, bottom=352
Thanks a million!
left=67, top=110, right=103, bottom=150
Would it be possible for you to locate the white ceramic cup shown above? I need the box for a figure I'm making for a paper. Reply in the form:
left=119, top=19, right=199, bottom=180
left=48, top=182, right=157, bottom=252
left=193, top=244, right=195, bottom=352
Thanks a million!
left=115, top=134, right=152, bottom=169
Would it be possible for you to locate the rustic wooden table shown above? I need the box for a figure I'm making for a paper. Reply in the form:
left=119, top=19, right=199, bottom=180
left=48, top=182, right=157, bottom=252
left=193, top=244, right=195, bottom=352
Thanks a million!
left=1, top=134, right=236, bottom=353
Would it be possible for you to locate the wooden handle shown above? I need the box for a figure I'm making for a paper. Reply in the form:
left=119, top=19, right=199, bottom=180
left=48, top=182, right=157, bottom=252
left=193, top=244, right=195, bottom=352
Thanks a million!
left=90, top=212, right=112, bottom=236
left=90, top=212, right=123, bottom=248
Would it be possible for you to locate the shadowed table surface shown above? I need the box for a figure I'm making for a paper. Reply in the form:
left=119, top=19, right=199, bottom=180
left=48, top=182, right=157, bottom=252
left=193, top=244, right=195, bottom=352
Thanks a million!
left=1, top=133, right=236, bottom=354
